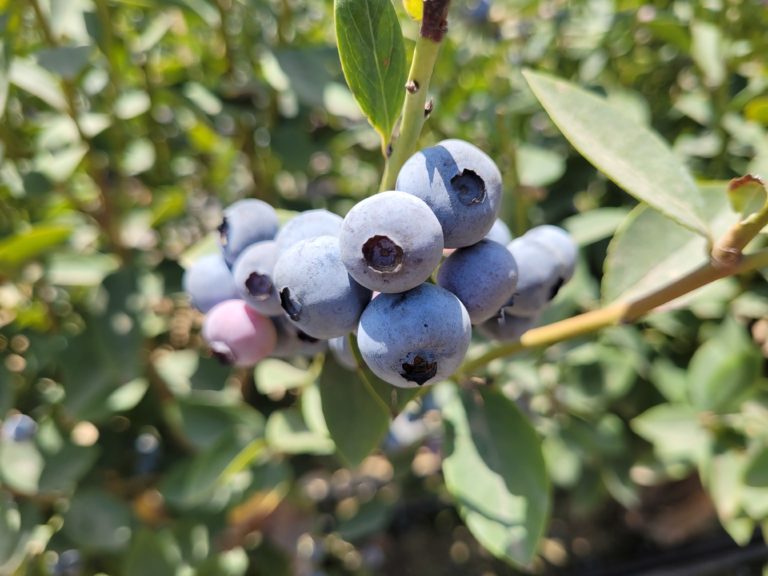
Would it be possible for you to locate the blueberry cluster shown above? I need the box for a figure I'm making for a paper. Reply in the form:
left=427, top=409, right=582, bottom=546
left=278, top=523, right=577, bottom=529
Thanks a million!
left=183, top=140, right=576, bottom=388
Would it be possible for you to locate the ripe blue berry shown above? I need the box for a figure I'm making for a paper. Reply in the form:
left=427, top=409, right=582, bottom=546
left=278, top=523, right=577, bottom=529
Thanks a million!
left=339, top=191, right=444, bottom=293
left=437, top=239, right=518, bottom=324
left=396, top=139, right=502, bottom=248
left=270, top=315, right=327, bottom=358
left=275, top=209, right=343, bottom=253
left=524, top=225, right=577, bottom=282
left=134, top=432, right=161, bottom=476
left=485, top=218, right=513, bottom=245
left=182, top=252, right=239, bottom=313
left=218, top=199, right=279, bottom=266
left=232, top=241, right=283, bottom=316
left=274, top=236, right=371, bottom=339
left=1, top=413, right=37, bottom=442
left=357, top=284, right=471, bottom=388
left=52, top=549, right=82, bottom=576
left=478, top=311, right=537, bottom=341
left=503, top=237, right=563, bottom=316
left=202, top=300, right=277, bottom=366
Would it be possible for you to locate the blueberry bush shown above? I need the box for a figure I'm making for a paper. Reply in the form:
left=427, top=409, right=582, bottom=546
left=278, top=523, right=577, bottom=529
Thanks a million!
left=2, top=0, right=768, bottom=574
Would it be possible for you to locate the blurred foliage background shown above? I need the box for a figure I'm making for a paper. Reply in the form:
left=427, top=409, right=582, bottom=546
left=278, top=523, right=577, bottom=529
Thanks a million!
left=2, top=0, right=768, bottom=574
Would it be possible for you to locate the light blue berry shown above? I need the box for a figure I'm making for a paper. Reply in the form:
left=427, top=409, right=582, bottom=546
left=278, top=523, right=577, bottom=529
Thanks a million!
left=219, top=199, right=279, bottom=266
left=339, top=191, right=444, bottom=293
left=182, top=252, right=239, bottom=313
left=274, top=236, right=371, bottom=339
left=485, top=218, right=513, bottom=245
left=396, top=139, right=502, bottom=248
left=524, top=225, right=577, bottom=282
left=232, top=240, right=283, bottom=316
left=357, top=284, right=471, bottom=388
left=270, top=315, right=327, bottom=358
left=503, top=237, right=563, bottom=316
left=2, top=413, right=38, bottom=442
left=437, top=239, right=518, bottom=324
left=275, top=209, right=344, bottom=253
left=478, top=311, right=537, bottom=341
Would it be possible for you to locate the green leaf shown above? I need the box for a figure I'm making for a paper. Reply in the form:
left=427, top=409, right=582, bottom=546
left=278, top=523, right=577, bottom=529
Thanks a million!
left=36, top=45, right=91, bottom=80
left=0, top=224, right=73, bottom=272
left=124, top=529, right=182, bottom=576
left=631, top=404, right=711, bottom=468
left=745, top=447, right=768, bottom=488
left=602, top=182, right=738, bottom=303
left=255, top=359, right=316, bottom=395
left=691, top=22, right=725, bottom=88
left=563, top=207, right=630, bottom=246
left=440, top=385, right=550, bottom=568
left=9, top=58, right=68, bottom=111
left=0, top=441, right=44, bottom=494
left=522, top=69, right=709, bottom=237
left=516, top=144, right=566, bottom=187
left=62, top=488, right=132, bottom=552
left=335, top=0, right=407, bottom=143
left=45, top=252, right=120, bottom=286
left=687, top=318, right=762, bottom=412
left=318, top=354, right=390, bottom=467
left=0, top=10, right=18, bottom=121
left=0, top=494, right=20, bottom=566
left=265, top=408, right=335, bottom=455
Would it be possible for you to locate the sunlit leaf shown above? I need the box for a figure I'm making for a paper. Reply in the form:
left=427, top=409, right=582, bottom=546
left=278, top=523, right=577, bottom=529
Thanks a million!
left=523, top=69, right=710, bottom=237
left=335, top=0, right=407, bottom=144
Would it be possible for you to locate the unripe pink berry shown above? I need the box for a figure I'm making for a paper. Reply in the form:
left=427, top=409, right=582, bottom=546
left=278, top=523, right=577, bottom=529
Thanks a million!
left=203, top=300, right=277, bottom=366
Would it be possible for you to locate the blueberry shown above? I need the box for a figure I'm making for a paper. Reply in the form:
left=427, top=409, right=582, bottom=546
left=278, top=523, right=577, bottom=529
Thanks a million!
left=329, top=335, right=357, bottom=370
left=503, top=237, right=563, bottom=316
left=182, top=252, right=239, bottom=313
left=274, top=236, right=371, bottom=339
left=524, top=225, right=577, bottom=282
left=396, top=139, right=502, bottom=248
left=436, top=239, right=518, bottom=324
left=1, top=413, right=37, bottom=442
left=478, top=310, right=537, bottom=341
left=484, top=218, right=513, bottom=245
left=275, top=209, right=343, bottom=253
left=232, top=240, right=283, bottom=316
left=134, top=432, right=161, bottom=476
left=357, top=284, right=471, bottom=388
left=339, top=191, right=444, bottom=293
left=53, top=549, right=82, bottom=576
left=202, top=299, right=277, bottom=366
left=270, top=315, right=327, bottom=358
left=218, top=199, right=279, bottom=266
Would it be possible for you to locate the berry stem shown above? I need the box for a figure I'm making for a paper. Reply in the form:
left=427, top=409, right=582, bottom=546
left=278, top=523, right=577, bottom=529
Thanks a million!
left=379, top=1, right=451, bottom=191
left=458, top=247, right=768, bottom=376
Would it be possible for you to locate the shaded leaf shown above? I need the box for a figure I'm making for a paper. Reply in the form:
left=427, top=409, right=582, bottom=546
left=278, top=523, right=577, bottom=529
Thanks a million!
left=523, top=69, right=709, bottom=237
left=631, top=404, right=711, bottom=467
left=319, top=355, right=390, bottom=467
left=440, top=385, right=550, bottom=568
left=0, top=224, right=73, bottom=272
left=36, top=45, right=91, bottom=80
left=63, top=488, right=132, bottom=552
left=687, top=317, right=762, bottom=412
left=335, top=0, right=407, bottom=143
left=602, top=182, right=737, bottom=303
left=265, top=409, right=335, bottom=455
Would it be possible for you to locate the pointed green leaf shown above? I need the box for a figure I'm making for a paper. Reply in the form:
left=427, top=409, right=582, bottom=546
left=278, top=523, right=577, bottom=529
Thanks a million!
left=0, top=224, right=74, bottom=272
left=602, top=182, right=738, bottom=303
left=319, top=355, right=390, bottom=467
left=0, top=10, right=18, bottom=121
left=441, top=386, right=550, bottom=568
left=335, top=0, right=407, bottom=143
left=687, top=317, right=762, bottom=412
left=523, top=69, right=709, bottom=237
